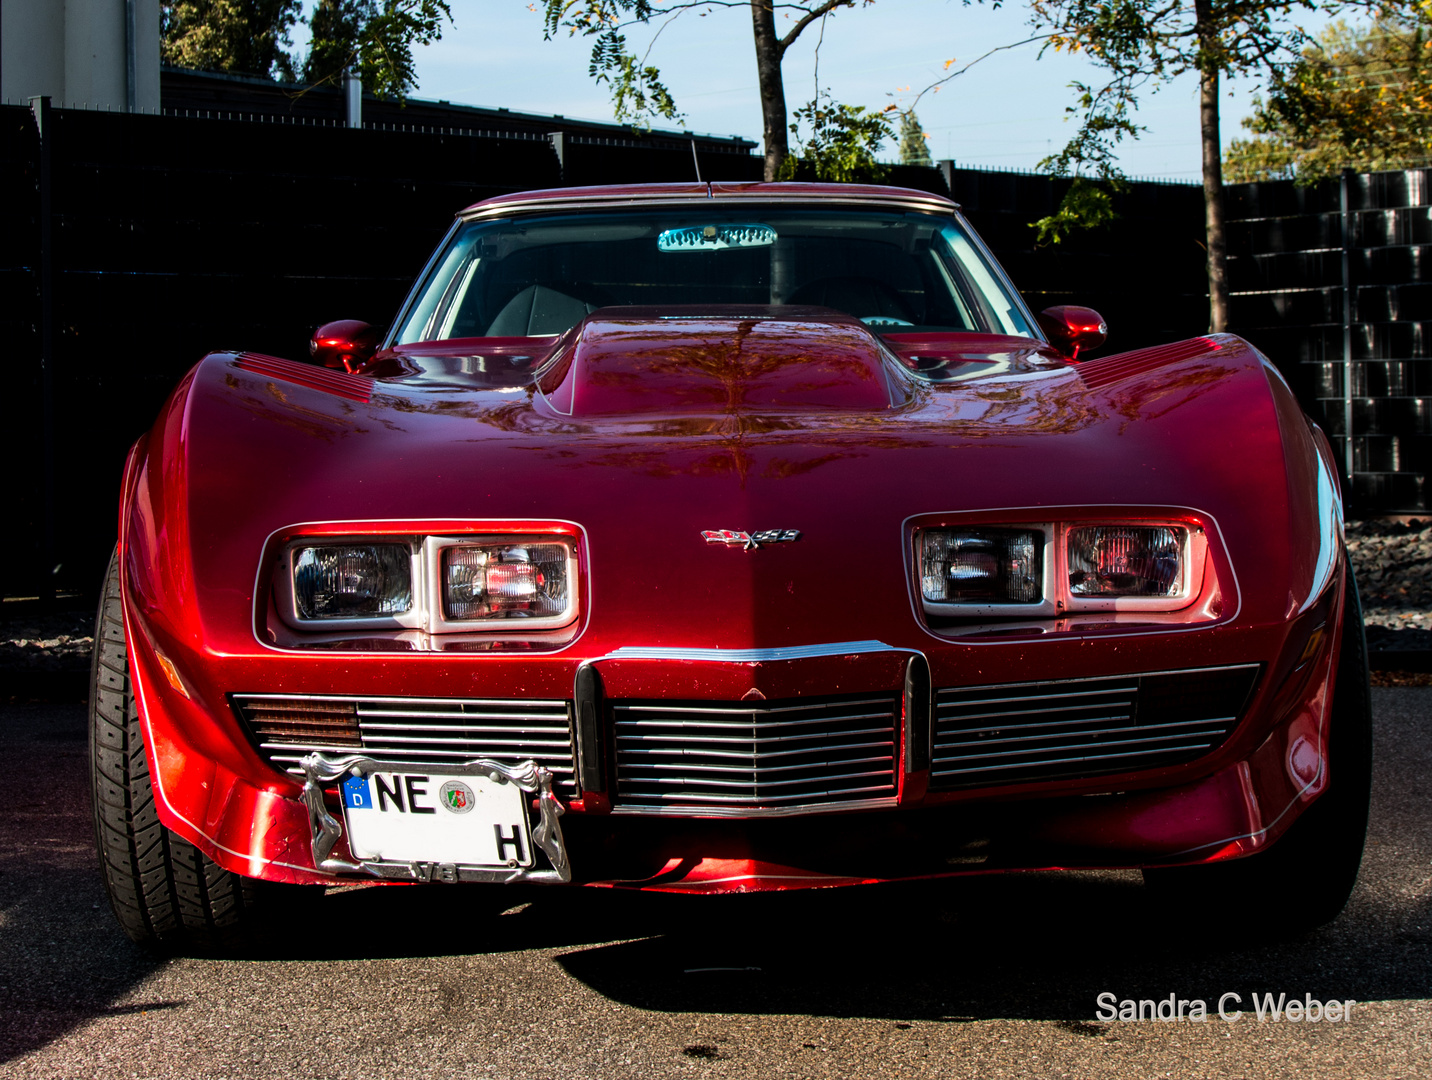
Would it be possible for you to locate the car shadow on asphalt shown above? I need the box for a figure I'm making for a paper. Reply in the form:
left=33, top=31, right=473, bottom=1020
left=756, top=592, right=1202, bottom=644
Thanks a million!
left=4, top=692, right=1429, bottom=1067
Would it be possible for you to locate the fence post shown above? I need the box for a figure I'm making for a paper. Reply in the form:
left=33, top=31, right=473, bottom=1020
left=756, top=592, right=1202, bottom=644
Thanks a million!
left=1340, top=170, right=1354, bottom=494
left=29, top=96, right=56, bottom=606
left=343, top=72, right=362, bottom=129
left=549, top=131, right=566, bottom=184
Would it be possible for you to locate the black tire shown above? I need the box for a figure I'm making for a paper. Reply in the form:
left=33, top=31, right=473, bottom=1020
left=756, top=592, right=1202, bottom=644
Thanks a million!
left=1143, top=563, right=1374, bottom=934
left=89, top=546, right=271, bottom=955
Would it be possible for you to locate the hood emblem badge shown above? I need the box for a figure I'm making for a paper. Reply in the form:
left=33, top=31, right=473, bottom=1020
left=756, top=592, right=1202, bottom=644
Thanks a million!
left=702, top=529, right=801, bottom=551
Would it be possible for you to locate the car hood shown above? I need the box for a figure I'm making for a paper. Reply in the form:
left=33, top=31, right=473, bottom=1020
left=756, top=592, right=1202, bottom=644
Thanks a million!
left=146, top=317, right=1308, bottom=653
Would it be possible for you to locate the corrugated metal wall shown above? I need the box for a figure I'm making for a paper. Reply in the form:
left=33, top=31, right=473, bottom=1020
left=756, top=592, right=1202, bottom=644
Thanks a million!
left=1227, top=171, right=1432, bottom=513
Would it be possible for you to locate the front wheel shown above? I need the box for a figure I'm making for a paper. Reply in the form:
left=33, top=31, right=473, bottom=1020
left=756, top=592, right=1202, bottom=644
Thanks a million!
left=1143, top=566, right=1373, bottom=934
left=89, top=547, right=298, bottom=954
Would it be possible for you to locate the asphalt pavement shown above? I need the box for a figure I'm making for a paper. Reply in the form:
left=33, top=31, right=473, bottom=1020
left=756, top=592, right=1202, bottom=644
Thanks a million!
left=2, top=691, right=1429, bottom=1079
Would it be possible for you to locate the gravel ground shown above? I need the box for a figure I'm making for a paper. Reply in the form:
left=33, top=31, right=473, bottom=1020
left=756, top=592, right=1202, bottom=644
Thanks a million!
left=1345, top=519, right=1432, bottom=652
left=0, top=608, right=92, bottom=675
left=2, top=692, right=1429, bottom=1079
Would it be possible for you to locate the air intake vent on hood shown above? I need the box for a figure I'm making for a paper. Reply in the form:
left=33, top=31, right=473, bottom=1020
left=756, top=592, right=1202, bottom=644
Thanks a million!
left=1078, top=337, right=1222, bottom=390
left=235, top=353, right=375, bottom=403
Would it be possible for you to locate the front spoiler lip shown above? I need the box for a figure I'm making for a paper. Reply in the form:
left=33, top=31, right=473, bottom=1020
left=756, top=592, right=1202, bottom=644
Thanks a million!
left=298, top=752, right=572, bottom=884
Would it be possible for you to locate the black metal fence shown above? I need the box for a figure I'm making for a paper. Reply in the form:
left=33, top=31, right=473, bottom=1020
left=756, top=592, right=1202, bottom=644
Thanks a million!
left=1, top=101, right=775, bottom=601
left=1226, top=170, right=1431, bottom=514
left=3, top=101, right=1218, bottom=600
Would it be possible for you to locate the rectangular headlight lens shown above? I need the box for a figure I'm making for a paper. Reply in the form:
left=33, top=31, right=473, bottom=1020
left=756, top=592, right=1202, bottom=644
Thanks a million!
left=443, top=542, right=571, bottom=621
left=293, top=544, right=412, bottom=619
left=921, top=529, right=1042, bottom=604
left=1068, top=526, right=1185, bottom=597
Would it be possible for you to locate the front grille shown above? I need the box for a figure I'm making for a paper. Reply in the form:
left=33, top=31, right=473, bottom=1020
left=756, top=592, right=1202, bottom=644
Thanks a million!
left=930, top=664, right=1260, bottom=788
left=233, top=694, right=576, bottom=794
left=613, top=693, right=901, bottom=813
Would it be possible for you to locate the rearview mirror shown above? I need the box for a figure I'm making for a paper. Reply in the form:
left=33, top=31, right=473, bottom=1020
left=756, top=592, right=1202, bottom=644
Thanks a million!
left=310, top=320, right=381, bottom=371
left=1036, top=305, right=1107, bottom=362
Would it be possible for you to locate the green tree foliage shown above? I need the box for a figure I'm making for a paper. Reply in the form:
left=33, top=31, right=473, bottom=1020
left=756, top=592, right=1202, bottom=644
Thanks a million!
left=1025, top=0, right=1372, bottom=329
left=898, top=109, right=933, bottom=166
left=1225, top=3, right=1432, bottom=181
left=162, top=0, right=451, bottom=99
left=302, top=0, right=453, bottom=98
left=305, top=0, right=370, bottom=86
left=779, top=94, right=895, bottom=181
left=1029, top=176, right=1120, bottom=244
left=538, top=0, right=876, bottom=180
left=160, top=0, right=302, bottom=80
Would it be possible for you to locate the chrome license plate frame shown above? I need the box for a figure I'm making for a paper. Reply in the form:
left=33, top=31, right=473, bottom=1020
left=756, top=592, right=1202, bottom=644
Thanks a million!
left=299, top=753, right=571, bottom=884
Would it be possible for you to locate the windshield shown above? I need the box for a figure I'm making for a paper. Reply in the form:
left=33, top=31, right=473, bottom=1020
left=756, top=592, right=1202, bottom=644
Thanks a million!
left=393, top=208, right=1035, bottom=344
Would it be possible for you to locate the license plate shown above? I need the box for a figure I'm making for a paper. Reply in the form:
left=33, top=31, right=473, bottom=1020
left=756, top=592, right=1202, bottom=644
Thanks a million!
left=340, top=768, right=534, bottom=868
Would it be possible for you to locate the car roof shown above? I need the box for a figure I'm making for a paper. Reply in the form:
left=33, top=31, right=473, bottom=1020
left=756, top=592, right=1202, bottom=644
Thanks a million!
left=459, top=181, right=960, bottom=220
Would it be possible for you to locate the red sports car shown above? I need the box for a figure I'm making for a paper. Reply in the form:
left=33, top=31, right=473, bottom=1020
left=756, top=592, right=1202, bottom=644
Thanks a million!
left=91, top=182, right=1371, bottom=952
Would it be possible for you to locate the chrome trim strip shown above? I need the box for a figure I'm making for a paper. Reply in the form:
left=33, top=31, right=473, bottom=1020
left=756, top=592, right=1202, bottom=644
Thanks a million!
left=460, top=191, right=959, bottom=222
left=934, top=662, right=1259, bottom=695
left=382, top=218, right=462, bottom=350
left=609, top=795, right=899, bottom=818
left=298, top=752, right=571, bottom=884
left=600, top=640, right=900, bottom=663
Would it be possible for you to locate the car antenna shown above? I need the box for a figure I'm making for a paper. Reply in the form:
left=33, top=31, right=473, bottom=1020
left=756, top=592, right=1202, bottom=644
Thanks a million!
left=689, top=136, right=704, bottom=187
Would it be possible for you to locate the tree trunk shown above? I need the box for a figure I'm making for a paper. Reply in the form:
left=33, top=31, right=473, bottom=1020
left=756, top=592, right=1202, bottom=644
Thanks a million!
left=1199, top=60, right=1230, bottom=332
left=750, top=0, right=788, bottom=181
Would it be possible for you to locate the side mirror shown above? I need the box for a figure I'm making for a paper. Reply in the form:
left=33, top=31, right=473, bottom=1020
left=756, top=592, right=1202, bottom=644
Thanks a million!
left=310, top=320, right=381, bottom=371
left=1036, top=305, right=1107, bottom=362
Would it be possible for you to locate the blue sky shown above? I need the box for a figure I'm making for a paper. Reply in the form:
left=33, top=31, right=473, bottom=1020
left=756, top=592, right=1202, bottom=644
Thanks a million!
left=299, top=1, right=1338, bottom=181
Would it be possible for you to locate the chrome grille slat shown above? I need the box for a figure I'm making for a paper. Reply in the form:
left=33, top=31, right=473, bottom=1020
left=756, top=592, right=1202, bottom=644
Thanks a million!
left=235, top=693, right=577, bottom=792
left=615, top=726, right=894, bottom=747
left=618, top=739, right=893, bottom=761
left=934, top=716, right=1239, bottom=750
left=360, top=721, right=568, bottom=733
left=638, top=783, right=894, bottom=804
left=940, top=701, right=1135, bottom=723
left=359, top=709, right=568, bottom=722
left=613, top=693, right=900, bottom=812
left=934, top=744, right=1218, bottom=776
left=624, top=754, right=892, bottom=776
left=937, top=713, right=1134, bottom=737
left=631, top=768, right=894, bottom=790
left=932, top=729, right=1229, bottom=765
left=930, top=665, right=1260, bottom=788
left=613, top=711, right=893, bottom=730
left=935, top=685, right=1140, bottom=708
left=616, top=697, right=892, bottom=715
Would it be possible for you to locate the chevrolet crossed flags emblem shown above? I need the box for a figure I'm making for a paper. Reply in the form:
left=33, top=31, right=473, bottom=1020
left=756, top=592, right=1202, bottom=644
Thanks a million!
left=701, top=529, right=801, bottom=551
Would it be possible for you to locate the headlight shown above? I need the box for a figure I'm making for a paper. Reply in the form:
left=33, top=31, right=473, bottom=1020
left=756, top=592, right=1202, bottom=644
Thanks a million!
left=292, top=543, right=413, bottom=619
left=913, top=518, right=1206, bottom=622
left=921, top=528, right=1043, bottom=604
left=442, top=542, right=571, bottom=621
left=1067, top=526, right=1185, bottom=597
left=274, top=529, right=581, bottom=635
